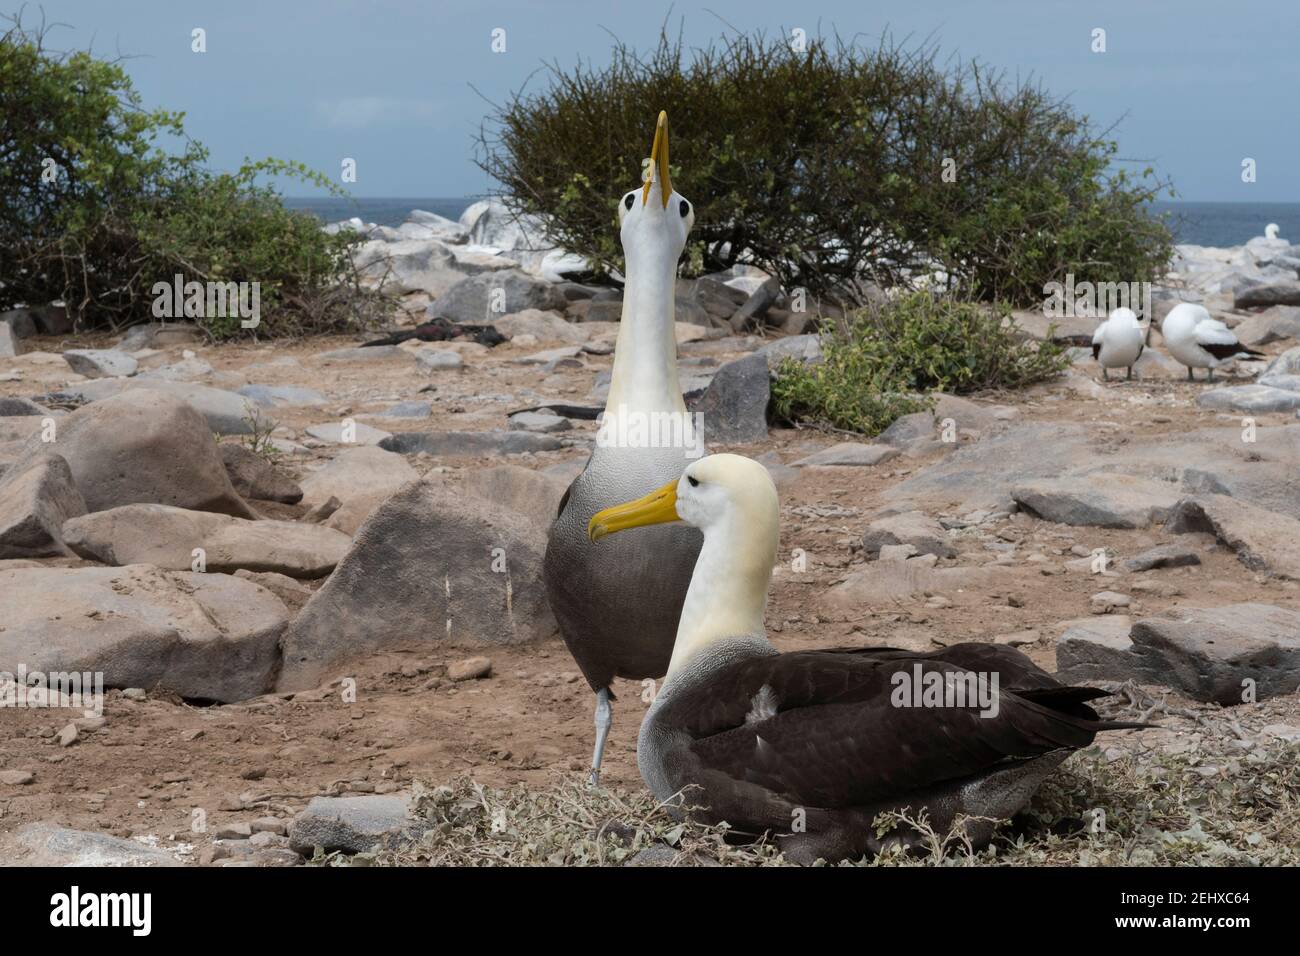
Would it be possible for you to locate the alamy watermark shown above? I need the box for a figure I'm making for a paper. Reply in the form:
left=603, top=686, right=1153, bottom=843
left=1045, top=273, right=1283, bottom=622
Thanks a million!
left=1042, top=274, right=1151, bottom=320
left=0, top=665, right=104, bottom=717
left=596, top=405, right=705, bottom=459
left=151, top=273, right=260, bottom=328
left=890, top=664, right=1000, bottom=718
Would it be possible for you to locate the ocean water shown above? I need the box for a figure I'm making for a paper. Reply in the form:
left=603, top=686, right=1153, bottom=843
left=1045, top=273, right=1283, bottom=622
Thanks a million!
left=285, top=197, right=1300, bottom=250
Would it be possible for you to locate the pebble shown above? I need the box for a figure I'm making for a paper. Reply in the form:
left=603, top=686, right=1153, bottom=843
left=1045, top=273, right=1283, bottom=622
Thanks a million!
left=0, top=770, right=34, bottom=785
left=447, top=657, right=493, bottom=681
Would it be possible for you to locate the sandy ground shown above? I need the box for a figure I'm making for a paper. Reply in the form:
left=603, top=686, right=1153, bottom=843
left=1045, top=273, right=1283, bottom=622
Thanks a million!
left=1, top=321, right=1298, bottom=862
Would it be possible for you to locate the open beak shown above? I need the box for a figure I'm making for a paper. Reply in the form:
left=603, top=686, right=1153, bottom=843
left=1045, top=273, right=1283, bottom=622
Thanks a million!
left=641, top=110, right=673, bottom=208
left=588, top=479, right=680, bottom=541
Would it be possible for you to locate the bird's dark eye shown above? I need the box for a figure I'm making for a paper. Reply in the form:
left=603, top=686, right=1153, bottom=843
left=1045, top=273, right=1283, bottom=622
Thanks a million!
left=624, top=193, right=635, bottom=210
left=686, top=475, right=699, bottom=487
left=679, top=199, right=690, bottom=218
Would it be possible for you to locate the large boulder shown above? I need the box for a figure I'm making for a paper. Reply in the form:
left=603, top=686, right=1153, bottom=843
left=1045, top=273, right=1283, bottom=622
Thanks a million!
left=219, top=444, right=303, bottom=504
left=278, top=479, right=556, bottom=690
left=1195, top=385, right=1300, bottom=414
left=0, top=564, right=286, bottom=702
left=428, top=269, right=567, bottom=324
left=689, top=353, right=770, bottom=444
left=1056, top=604, right=1300, bottom=704
left=62, top=504, right=351, bottom=578
left=298, top=446, right=418, bottom=535
left=462, top=464, right=570, bottom=535
left=288, top=795, right=417, bottom=855
left=63, top=349, right=138, bottom=379
left=0, top=452, right=86, bottom=558
left=1, top=823, right=182, bottom=867
left=1012, top=474, right=1182, bottom=528
left=7, top=390, right=254, bottom=517
left=1165, top=494, right=1300, bottom=580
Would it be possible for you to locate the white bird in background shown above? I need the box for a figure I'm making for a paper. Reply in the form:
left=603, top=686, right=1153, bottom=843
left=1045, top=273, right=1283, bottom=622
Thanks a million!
left=1161, top=303, right=1265, bottom=382
left=1091, top=307, right=1146, bottom=380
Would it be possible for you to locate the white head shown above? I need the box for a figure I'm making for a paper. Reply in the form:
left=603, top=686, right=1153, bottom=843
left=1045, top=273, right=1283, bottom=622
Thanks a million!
left=616, top=111, right=696, bottom=275
left=588, top=454, right=779, bottom=676
left=1266, top=223, right=1281, bottom=240
left=1108, top=307, right=1140, bottom=330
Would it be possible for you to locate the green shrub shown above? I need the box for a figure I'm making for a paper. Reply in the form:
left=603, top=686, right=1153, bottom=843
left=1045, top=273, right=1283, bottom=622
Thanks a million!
left=477, top=26, right=1173, bottom=307
left=0, top=12, right=379, bottom=337
left=771, top=293, right=1071, bottom=434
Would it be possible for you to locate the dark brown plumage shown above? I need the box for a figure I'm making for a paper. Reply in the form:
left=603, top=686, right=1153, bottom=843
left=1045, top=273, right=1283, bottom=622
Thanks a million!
left=639, top=639, right=1142, bottom=864
left=1200, top=341, right=1264, bottom=361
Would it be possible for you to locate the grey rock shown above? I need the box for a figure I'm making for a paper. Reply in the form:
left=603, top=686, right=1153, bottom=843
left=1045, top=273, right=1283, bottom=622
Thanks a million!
left=429, top=269, right=567, bottom=324
left=0, top=397, right=52, bottom=416
left=3, top=823, right=181, bottom=867
left=1123, top=542, right=1202, bottom=572
left=757, top=334, right=823, bottom=369
left=219, top=444, right=303, bottom=503
left=278, top=479, right=555, bottom=690
left=298, top=446, right=418, bottom=535
left=462, top=464, right=570, bottom=535
left=64, top=503, right=350, bottom=578
left=63, top=349, right=138, bottom=379
left=793, top=442, right=897, bottom=467
left=689, top=353, right=769, bottom=444
left=117, top=323, right=204, bottom=350
left=414, top=349, right=464, bottom=371
left=305, top=421, right=392, bottom=446
left=1263, top=346, right=1300, bottom=378
left=238, top=384, right=328, bottom=408
left=1258, top=373, right=1300, bottom=392
left=1232, top=306, right=1300, bottom=346
left=0, top=308, right=38, bottom=339
left=8, top=389, right=255, bottom=517
left=1057, top=604, right=1300, bottom=704
left=375, top=401, right=433, bottom=419
left=288, top=795, right=417, bottom=855
left=1196, top=385, right=1300, bottom=414
left=861, top=511, right=956, bottom=559
left=508, top=410, right=571, bottom=433
left=0, top=452, right=86, bottom=558
left=0, top=564, right=286, bottom=702
left=1012, top=475, right=1182, bottom=528
left=0, top=322, right=18, bottom=358
left=1234, top=281, right=1300, bottom=309
left=379, top=431, right=563, bottom=456
left=1165, top=494, right=1300, bottom=580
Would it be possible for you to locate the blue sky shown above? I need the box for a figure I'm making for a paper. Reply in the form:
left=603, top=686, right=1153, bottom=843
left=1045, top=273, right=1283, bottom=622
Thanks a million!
left=24, top=0, right=1300, bottom=201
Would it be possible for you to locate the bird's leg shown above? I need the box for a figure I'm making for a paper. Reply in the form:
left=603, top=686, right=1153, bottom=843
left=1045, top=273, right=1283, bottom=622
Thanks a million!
left=589, top=687, right=613, bottom=787
left=1126, top=366, right=1133, bottom=381
left=1208, top=367, right=1214, bottom=382
left=1102, top=367, right=1109, bottom=382
left=1187, top=367, right=1195, bottom=382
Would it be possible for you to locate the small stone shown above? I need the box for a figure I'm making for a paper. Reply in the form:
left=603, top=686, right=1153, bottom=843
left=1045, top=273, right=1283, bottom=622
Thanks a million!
left=181, top=729, right=205, bottom=741
left=214, top=822, right=253, bottom=840
left=447, top=656, right=492, bottom=681
left=0, top=770, right=34, bottom=785
left=1090, top=591, right=1131, bottom=614
left=122, top=688, right=147, bottom=701
left=250, top=817, right=287, bottom=835
left=57, top=723, right=79, bottom=747
left=878, top=544, right=918, bottom=562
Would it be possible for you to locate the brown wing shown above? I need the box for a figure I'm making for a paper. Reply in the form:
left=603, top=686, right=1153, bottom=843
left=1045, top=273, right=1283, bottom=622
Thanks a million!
left=676, top=644, right=1126, bottom=809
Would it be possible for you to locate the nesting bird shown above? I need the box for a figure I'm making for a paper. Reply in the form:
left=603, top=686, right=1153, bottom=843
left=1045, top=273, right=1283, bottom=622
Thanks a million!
left=543, top=111, right=704, bottom=785
left=1091, top=307, right=1146, bottom=380
left=588, top=454, right=1140, bottom=863
left=1161, top=303, right=1264, bottom=381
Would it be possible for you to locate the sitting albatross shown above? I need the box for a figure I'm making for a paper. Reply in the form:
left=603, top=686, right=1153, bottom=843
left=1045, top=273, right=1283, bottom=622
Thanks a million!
left=588, top=453, right=1142, bottom=863
left=1162, top=303, right=1264, bottom=381
left=544, top=111, right=703, bottom=785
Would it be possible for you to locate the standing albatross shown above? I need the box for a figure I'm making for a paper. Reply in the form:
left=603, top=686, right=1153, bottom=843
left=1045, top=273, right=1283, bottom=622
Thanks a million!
left=544, top=111, right=703, bottom=785
left=588, top=454, right=1142, bottom=863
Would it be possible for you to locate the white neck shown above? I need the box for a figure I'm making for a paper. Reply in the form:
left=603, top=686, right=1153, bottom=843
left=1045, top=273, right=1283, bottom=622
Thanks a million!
left=667, top=510, right=776, bottom=678
left=605, top=248, right=685, bottom=414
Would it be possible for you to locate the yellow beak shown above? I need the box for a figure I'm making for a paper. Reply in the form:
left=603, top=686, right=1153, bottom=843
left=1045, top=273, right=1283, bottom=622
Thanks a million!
left=588, top=479, right=680, bottom=542
left=641, top=110, right=673, bottom=208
